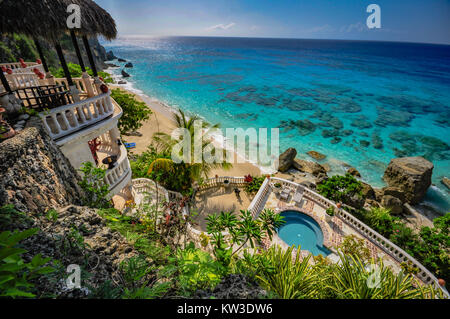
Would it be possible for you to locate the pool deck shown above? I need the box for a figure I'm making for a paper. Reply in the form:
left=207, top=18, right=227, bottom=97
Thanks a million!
left=261, top=191, right=401, bottom=271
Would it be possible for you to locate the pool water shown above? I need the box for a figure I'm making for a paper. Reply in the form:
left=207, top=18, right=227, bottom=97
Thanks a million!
left=277, top=211, right=331, bottom=257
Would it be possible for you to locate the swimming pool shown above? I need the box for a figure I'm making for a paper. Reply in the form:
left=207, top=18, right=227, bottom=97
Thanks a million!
left=277, top=211, right=331, bottom=257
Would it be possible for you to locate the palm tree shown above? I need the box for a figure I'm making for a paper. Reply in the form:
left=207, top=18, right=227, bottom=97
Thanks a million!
left=152, top=109, right=232, bottom=181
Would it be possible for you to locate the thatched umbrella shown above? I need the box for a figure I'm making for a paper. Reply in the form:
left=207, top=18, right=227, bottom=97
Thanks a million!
left=0, top=0, right=117, bottom=92
left=0, top=0, right=117, bottom=42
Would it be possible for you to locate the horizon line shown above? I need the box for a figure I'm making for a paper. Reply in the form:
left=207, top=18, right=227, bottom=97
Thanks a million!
left=106, top=34, right=450, bottom=47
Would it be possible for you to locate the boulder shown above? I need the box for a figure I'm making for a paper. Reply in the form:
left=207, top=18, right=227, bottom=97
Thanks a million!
left=118, top=58, right=127, bottom=62
left=293, top=159, right=327, bottom=177
left=347, top=167, right=361, bottom=178
left=118, top=80, right=127, bottom=85
left=278, top=148, right=297, bottom=172
left=381, top=195, right=404, bottom=215
left=361, top=182, right=375, bottom=200
left=382, top=186, right=406, bottom=203
left=106, top=50, right=117, bottom=61
left=307, top=150, right=326, bottom=160
left=441, top=177, right=450, bottom=190
left=121, top=69, right=130, bottom=78
left=125, top=62, right=133, bottom=68
left=383, top=157, right=433, bottom=204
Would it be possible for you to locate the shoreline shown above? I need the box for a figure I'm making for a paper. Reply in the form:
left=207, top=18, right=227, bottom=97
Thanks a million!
left=106, top=67, right=448, bottom=217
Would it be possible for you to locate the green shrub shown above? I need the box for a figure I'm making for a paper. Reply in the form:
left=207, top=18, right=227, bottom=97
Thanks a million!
left=78, top=162, right=111, bottom=209
left=317, top=173, right=363, bottom=206
left=50, top=63, right=113, bottom=83
left=244, top=176, right=266, bottom=194
left=0, top=228, right=55, bottom=298
left=110, top=88, right=152, bottom=134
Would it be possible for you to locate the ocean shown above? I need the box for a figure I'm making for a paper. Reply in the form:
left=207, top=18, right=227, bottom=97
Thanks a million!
left=101, top=36, right=450, bottom=213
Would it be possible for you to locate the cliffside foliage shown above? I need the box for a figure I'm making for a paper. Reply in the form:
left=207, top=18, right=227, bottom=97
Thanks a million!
left=317, top=173, right=363, bottom=205
left=243, top=175, right=266, bottom=194
left=78, top=162, right=111, bottom=209
left=50, top=63, right=113, bottom=84
left=110, top=89, right=152, bottom=134
left=0, top=228, right=55, bottom=298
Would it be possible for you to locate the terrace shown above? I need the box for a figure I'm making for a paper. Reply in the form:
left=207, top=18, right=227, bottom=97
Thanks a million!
left=131, top=175, right=449, bottom=297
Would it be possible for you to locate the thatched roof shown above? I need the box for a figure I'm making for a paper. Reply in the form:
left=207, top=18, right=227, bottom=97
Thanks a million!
left=0, top=0, right=117, bottom=42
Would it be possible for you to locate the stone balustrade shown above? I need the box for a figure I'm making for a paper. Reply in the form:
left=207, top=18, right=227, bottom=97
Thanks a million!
left=39, top=92, right=114, bottom=140
left=104, top=144, right=131, bottom=192
left=247, top=176, right=449, bottom=297
left=54, top=77, right=97, bottom=95
left=5, top=72, right=40, bottom=89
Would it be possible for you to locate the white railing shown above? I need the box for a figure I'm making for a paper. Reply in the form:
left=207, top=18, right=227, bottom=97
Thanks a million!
left=198, top=176, right=247, bottom=190
left=5, top=72, right=40, bottom=89
left=104, top=144, right=131, bottom=191
left=248, top=176, right=448, bottom=297
left=54, top=77, right=97, bottom=95
left=39, top=92, right=114, bottom=140
left=132, top=178, right=170, bottom=203
left=1, top=62, right=43, bottom=73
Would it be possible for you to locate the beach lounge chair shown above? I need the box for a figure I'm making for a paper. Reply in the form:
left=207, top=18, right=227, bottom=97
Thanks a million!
left=292, top=188, right=304, bottom=205
left=279, top=188, right=290, bottom=201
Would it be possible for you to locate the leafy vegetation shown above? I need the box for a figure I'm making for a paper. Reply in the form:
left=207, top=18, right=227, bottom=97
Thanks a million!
left=110, top=88, right=152, bottom=134
left=317, top=173, right=363, bottom=206
left=0, top=228, right=55, bottom=298
left=243, top=175, right=266, bottom=194
left=78, top=162, right=111, bottom=209
left=50, top=62, right=113, bottom=84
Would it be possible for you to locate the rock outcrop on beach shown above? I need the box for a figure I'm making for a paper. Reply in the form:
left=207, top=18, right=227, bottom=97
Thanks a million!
left=278, top=148, right=297, bottom=172
left=106, top=50, right=118, bottom=61
left=118, top=58, right=127, bottom=62
left=347, top=167, right=361, bottom=178
left=125, top=62, right=133, bottom=68
left=307, top=150, right=326, bottom=160
left=293, top=159, right=327, bottom=177
left=121, top=69, right=130, bottom=78
left=383, top=156, right=433, bottom=204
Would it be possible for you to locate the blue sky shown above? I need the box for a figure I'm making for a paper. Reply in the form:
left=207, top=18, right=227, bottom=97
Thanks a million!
left=95, top=0, right=450, bottom=44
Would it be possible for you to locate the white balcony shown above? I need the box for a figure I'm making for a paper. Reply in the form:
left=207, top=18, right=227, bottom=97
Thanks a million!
left=0, top=62, right=44, bottom=74
left=5, top=72, right=40, bottom=90
left=39, top=92, right=115, bottom=140
left=54, top=77, right=98, bottom=96
left=103, top=143, right=132, bottom=197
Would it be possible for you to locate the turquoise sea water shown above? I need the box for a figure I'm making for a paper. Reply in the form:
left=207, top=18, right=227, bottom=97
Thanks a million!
left=102, top=37, right=450, bottom=212
left=277, top=211, right=330, bottom=257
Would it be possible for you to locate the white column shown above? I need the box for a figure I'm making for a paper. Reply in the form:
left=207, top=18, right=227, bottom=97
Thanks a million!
left=69, top=84, right=81, bottom=102
left=81, top=71, right=95, bottom=97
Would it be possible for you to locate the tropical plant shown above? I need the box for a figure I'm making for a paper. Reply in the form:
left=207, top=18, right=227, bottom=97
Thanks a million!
left=152, top=108, right=232, bottom=181
left=326, top=206, right=335, bottom=217
left=206, top=209, right=284, bottom=267
left=337, top=235, right=371, bottom=262
left=256, top=245, right=319, bottom=299
left=325, top=252, right=443, bottom=299
left=0, top=228, right=55, bottom=298
left=176, top=242, right=224, bottom=295
left=244, top=175, right=266, bottom=194
left=317, top=173, right=363, bottom=206
left=50, top=62, right=113, bottom=83
left=78, top=162, right=111, bottom=209
left=110, top=88, right=152, bottom=134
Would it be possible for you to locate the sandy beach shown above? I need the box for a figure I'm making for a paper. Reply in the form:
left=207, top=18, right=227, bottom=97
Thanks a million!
left=111, top=85, right=263, bottom=178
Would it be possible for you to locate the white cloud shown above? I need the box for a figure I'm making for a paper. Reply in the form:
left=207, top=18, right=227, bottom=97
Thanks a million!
left=206, top=22, right=236, bottom=31
left=341, top=22, right=366, bottom=33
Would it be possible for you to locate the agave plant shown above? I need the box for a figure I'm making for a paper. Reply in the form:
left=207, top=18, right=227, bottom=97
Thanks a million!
left=326, top=252, right=443, bottom=299
left=256, top=245, right=320, bottom=299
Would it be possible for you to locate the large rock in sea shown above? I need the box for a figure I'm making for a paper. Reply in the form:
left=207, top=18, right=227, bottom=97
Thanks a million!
left=125, top=62, right=133, bottom=68
left=383, top=157, right=433, bottom=204
left=441, top=177, right=450, bottom=190
left=293, top=159, right=327, bottom=177
left=307, top=150, right=326, bottom=160
left=121, top=69, right=130, bottom=78
left=106, top=50, right=117, bottom=61
left=278, top=148, right=297, bottom=172
left=381, top=195, right=404, bottom=215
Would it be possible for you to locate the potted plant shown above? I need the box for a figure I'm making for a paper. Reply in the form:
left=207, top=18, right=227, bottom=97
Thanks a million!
left=325, top=206, right=335, bottom=222
left=0, top=122, right=15, bottom=141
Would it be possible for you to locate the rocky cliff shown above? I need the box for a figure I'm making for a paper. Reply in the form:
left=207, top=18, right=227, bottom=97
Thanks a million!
left=0, top=117, right=85, bottom=213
